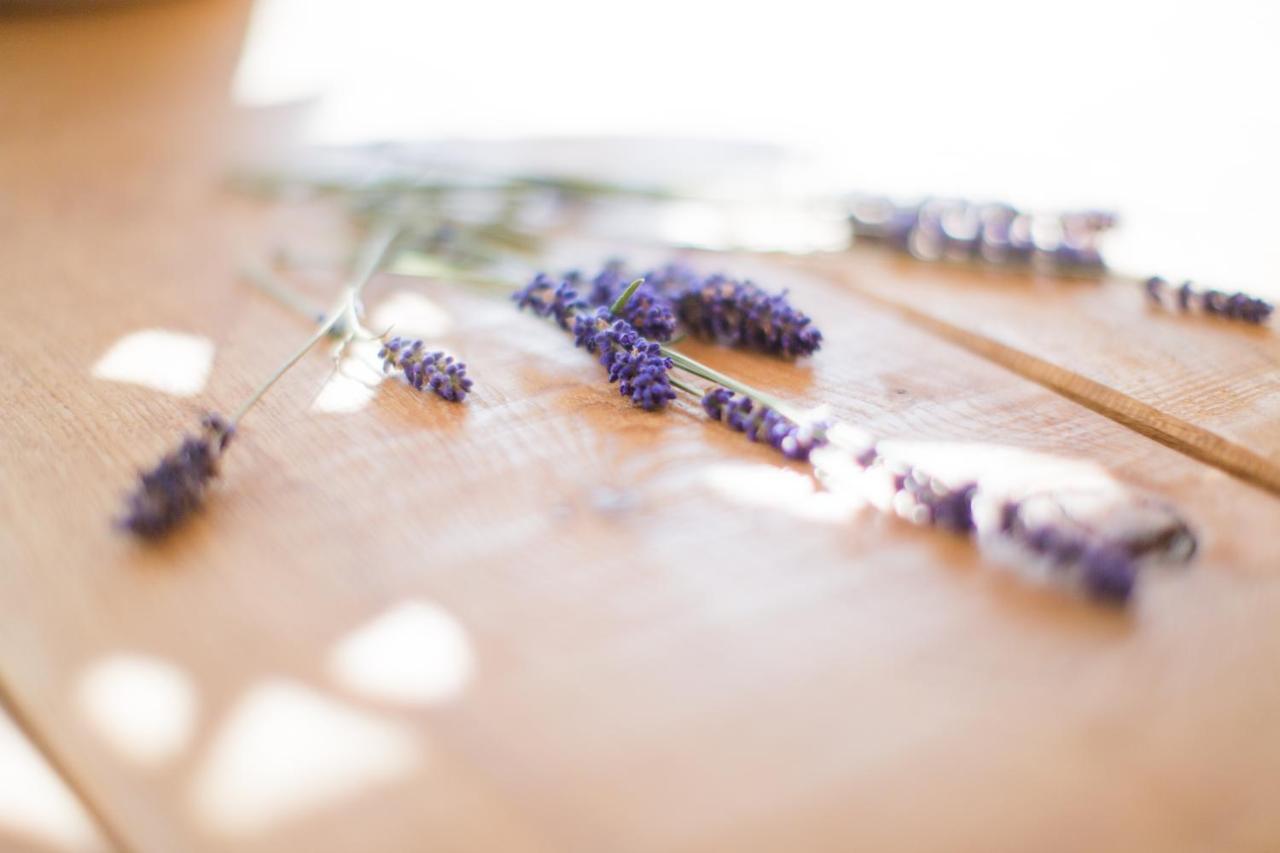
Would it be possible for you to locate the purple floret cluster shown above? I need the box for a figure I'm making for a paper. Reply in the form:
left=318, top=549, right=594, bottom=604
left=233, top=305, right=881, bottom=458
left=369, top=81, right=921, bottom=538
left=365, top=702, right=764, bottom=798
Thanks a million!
left=579, top=260, right=822, bottom=358
left=1144, top=276, right=1273, bottom=325
left=121, top=413, right=234, bottom=539
left=513, top=273, right=676, bottom=411
left=581, top=262, right=679, bottom=342
left=671, top=274, right=823, bottom=358
left=995, top=502, right=1140, bottom=604
left=379, top=337, right=473, bottom=402
left=700, top=387, right=827, bottom=461
left=574, top=307, right=677, bottom=410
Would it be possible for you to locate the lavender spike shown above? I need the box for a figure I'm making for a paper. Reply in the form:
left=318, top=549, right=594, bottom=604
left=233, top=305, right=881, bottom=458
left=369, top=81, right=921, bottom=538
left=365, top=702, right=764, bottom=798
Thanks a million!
left=378, top=336, right=473, bottom=402
left=120, top=414, right=234, bottom=539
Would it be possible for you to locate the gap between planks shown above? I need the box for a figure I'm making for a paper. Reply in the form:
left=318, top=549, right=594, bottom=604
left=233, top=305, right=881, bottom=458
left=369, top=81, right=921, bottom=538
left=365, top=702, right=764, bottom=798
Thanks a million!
left=0, top=676, right=133, bottom=853
left=793, top=257, right=1280, bottom=498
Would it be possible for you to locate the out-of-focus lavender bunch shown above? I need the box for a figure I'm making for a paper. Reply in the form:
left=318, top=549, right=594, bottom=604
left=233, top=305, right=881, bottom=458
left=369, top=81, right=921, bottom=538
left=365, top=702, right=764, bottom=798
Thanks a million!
left=823, top=440, right=1193, bottom=605
left=848, top=195, right=1114, bottom=273
left=120, top=414, right=234, bottom=539
left=701, top=387, right=827, bottom=461
left=379, top=336, right=474, bottom=401
left=1143, top=276, right=1273, bottom=325
left=512, top=272, right=676, bottom=411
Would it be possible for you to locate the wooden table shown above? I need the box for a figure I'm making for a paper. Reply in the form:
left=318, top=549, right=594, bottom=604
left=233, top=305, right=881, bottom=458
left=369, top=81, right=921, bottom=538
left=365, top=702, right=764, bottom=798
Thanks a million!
left=3, top=3, right=1279, bottom=851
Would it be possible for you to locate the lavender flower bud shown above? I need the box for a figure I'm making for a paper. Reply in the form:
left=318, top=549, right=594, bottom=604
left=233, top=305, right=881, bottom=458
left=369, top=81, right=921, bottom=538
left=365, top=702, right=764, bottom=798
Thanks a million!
left=1144, top=276, right=1272, bottom=324
left=120, top=413, right=233, bottom=539
left=700, top=387, right=828, bottom=461
left=512, top=272, right=587, bottom=330
left=378, top=337, right=473, bottom=402
left=854, top=449, right=1138, bottom=604
left=581, top=262, right=679, bottom=341
left=1000, top=507, right=1140, bottom=605
left=573, top=307, right=676, bottom=410
left=674, top=275, right=823, bottom=358
left=850, top=195, right=1114, bottom=274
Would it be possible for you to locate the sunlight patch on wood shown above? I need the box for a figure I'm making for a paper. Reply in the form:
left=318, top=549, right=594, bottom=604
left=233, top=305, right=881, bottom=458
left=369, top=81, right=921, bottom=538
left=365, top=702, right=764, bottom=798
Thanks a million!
left=329, top=601, right=475, bottom=706
left=77, top=653, right=198, bottom=767
left=91, top=329, right=214, bottom=397
left=189, top=679, right=421, bottom=837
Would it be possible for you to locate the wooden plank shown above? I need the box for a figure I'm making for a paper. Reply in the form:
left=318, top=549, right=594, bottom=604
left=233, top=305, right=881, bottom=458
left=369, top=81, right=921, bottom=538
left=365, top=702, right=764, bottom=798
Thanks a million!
left=4, top=4, right=1280, bottom=853
left=797, top=249, right=1280, bottom=493
left=0, top=705, right=112, bottom=853
left=6, top=204, right=1280, bottom=851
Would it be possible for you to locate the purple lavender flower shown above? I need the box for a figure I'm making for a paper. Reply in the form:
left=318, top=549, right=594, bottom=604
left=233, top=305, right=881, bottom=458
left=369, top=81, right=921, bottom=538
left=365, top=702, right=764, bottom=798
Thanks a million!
left=512, top=272, right=587, bottom=330
left=378, top=337, right=473, bottom=402
left=700, top=387, right=828, bottom=461
left=121, top=414, right=234, bottom=539
left=1144, top=276, right=1272, bottom=324
left=1002, top=513, right=1138, bottom=604
left=574, top=308, right=676, bottom=410
left=853, top=448, right=1139, bottom=604
left=585, top=262, right=678, bottom=341
left=849, top=195, right=1114, bottom=273
left=673, top=275, right=823, bottom=358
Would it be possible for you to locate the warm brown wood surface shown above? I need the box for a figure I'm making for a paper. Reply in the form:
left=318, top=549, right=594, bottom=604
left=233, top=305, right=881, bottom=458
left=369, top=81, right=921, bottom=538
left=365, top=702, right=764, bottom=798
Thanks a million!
left=799, top=250, right=1280, bottom=494
left=3, top=3, right=1280, bottom=852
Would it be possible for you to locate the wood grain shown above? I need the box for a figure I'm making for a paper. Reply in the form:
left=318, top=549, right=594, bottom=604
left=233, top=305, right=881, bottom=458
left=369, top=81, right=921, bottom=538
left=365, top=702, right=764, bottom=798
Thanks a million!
left=3, top=3, right=1280, bottom=853
left=797, top=250, right=1280, bottom=493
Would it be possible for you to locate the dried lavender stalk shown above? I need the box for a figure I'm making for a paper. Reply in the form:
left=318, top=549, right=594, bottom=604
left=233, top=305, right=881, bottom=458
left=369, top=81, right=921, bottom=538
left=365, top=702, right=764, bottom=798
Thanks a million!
left=513, top=273, right=676, bottom=411
left=834, top=442, right=1192, bottom=605
left=701, top=387, right=827, bottom=461
left=120, top=414, right=234, bottom=538
left=670, top=274, right=823, bottom=358
left=1144, top=276, right=1273, bottom=325
left=379, top=336, right=473, bottom=401
left=119, top=224, right=412, bottom=540
left=848, top=195, right=1113, bottom=273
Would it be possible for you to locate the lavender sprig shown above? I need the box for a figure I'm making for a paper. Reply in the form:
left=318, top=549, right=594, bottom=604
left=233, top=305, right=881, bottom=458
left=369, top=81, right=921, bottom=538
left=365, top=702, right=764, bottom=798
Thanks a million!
left=574, top=308, right=677, bottom=410
left=583, top=262, right=678, bottom=341
left=120, top=225, right=406, bottom=540
left=670, top=274, right=823, bottom=358
left=378, top=336, right=473, bottom=401
left=849, top=195, right=1113, bottom=273
left=701, top=387, right=828, bottom=461
left=120, top=414, right=234, bottom=538
left=513, top=272, right=586, bottom=330
left=1144, top=276, right=1273, bottom=325
left=513, top=273, right=676, bottom=410
left=662, top=338, right=1186, bottom=606
left=848, top=443, right=1149, bottom=605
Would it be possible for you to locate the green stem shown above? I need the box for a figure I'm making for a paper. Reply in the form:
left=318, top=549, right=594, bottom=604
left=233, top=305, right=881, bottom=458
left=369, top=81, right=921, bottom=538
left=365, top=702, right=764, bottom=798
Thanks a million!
left=229, top=223, right=400, bottom=426
left=608, top=279, right=645, bottom=316
left=661, top=347, right=805, bottom=423
left=391, top=251, right=519, bottom=292
left=669, top=376, right=703, bottom=397
left=241, top=263, right=341, bottom=338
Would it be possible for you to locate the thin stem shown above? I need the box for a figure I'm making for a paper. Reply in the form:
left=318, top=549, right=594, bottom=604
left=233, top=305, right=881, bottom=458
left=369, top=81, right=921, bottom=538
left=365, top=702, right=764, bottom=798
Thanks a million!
left=608, top=278, right=645, bottom=316
left=241, top=262, right=338, bottom=336
left=661, top=347, right=805, bottom=423
left=391, top=251, right=520, bottom=292
left=229, top=223, right=401, bottom=426
left=669, top=376, right=703, bottom=397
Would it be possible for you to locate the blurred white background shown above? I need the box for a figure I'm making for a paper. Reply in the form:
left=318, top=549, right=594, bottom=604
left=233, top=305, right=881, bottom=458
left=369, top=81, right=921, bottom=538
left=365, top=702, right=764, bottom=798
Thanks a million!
left=233, top=0, right=1280, bottom=289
